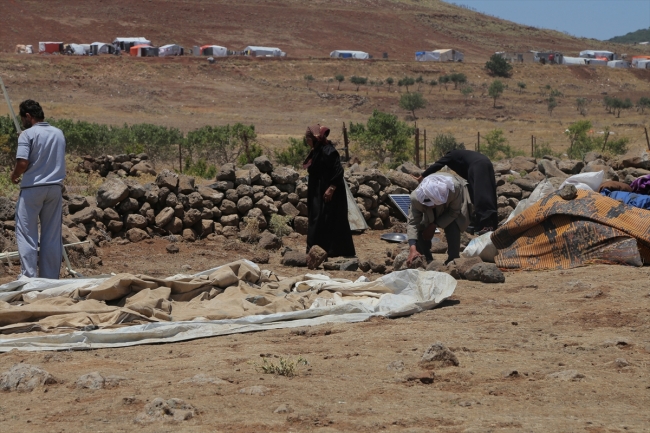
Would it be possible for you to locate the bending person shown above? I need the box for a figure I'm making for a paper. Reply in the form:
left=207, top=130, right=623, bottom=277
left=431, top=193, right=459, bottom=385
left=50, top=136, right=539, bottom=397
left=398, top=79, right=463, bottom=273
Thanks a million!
left=407, top=173, right=471, bottom=266
left=304, top=124, right=356, bottom=257
left=419, top=149, right=497, bottom=234
left=11, top=100, right=67, bottom=279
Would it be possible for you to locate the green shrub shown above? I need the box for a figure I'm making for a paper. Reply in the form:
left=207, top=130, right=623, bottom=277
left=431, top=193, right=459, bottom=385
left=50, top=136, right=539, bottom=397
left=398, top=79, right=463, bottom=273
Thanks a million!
left=268, top=214, right=293, bottom=238
left=481, top=129, right=523, bottom=160
left=431, top=133, right=465, bottom=160
left=349, top=110, right=414, bottom=167
left=184, top=158, right=217, bottom=179
left=485, top=54, right=513, bottom=78
left=275, top=137, right=309, bottom=168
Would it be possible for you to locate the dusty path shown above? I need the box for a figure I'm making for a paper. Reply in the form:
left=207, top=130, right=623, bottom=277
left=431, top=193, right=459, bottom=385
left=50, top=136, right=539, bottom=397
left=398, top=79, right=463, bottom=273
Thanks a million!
left=0, top=232, right=648, bottom=432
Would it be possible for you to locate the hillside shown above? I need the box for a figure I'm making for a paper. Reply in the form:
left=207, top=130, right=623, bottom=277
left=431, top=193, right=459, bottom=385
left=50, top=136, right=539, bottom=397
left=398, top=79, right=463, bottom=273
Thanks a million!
left=0, top=0, right=641, bottom=61
left=609, top=28, right=650, bottom=44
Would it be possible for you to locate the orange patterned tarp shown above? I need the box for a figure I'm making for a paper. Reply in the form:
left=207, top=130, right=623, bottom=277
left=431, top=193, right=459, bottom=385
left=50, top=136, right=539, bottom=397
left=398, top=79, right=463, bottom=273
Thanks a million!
left=491, top=190, right=650, bottom=270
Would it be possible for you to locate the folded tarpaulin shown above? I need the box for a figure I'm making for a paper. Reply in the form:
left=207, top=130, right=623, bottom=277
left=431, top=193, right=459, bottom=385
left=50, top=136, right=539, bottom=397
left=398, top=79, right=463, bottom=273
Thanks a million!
left=491, top=190, right=650, bottom=271
left=0, top=260, right=456, bottom=351
left=601, top=190, right=650, bottom=210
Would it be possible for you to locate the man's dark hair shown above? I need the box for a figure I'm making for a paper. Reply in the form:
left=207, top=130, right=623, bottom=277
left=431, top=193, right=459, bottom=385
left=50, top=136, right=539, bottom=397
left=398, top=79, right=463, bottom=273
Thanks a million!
left=19, top=99, right=44, bottom=120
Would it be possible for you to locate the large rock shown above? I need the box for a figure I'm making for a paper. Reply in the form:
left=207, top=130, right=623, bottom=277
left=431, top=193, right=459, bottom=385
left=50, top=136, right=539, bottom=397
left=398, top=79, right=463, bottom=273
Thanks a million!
left=124, top=179, right=145, bottom=199
left=118, top=197, right=139, bottom=213
left=493, top=161, right=512, bottom=174
left=236, top=184, right=253, bottom=197
left=164, top=217, right=183, bottom=234
left=465, top=263, right=505, bottom=283
left=126, top=214, right=148, bottom=230
left=126, top=228, right=150, bottom=243
left=279, top=202, right=300, bottom=218
left=281, top=251, right=308, bottom=267
left=182, top=208, right=202, bottom=228
left=558, top=160, right=584, bottom=175
left=307, top=245, right=328, bottom=270
left=155, top=207, right=175, bottom=227
left=387, top=170, right=418, bottom=191
left=155, top=169, right=179, bottom=190
left=0, top=363, right=58, bottom=392
left=177, top=175, right=196, bottom=195
left=419, top=343, right=459, bottom=369
left=511, top=178, right=537, bottom=192
left=96, top=178, right=129, bottom=208
left=538, top=160, right=568, bottom=179
left=220, top=214, right=239, bottom=226
left=258, top=231, right=281, bottom=250
left=70, top=207, right=97, bottom=224
left=197, top=186, right=224, bottom=204
left=584, top=164, right=618, bottom=181
left=453, top=257, right=484, bottom=278
left=496, top=183, right=522, bottom=199
left=67, top=196, right=89, bottom=213
left=293, top=216, right=309, bottom=235
left=356, top=184, right=375, bottom=198
left=220, top=199, right=238, bottom=215
left=254, top=155, right=274, bottom=173
left=398, top=162, right=423, bottom=177
left=237, top=196, right=254, bottom=214
left=246, top=208, right=267, bottom=231
left=509, top=156, right=536, bottom=173
left=130, top=160, right=156, bottom=176
left=271, top=167, right=299, bottom=185
left=255, top=196, right=277, bottom=214
left=217, top=163, right=236, bottom=181
left=235, top=170, right=251, bottom=186
left=143, top=183, right=160, bottom=204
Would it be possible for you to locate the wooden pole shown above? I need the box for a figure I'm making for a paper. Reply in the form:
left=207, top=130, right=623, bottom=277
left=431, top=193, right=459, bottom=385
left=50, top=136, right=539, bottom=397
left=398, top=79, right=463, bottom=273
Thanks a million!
left=477, top=131, right=480, bottom=153
left=342, top=122, right=350, bottom=162
left=531, top=135, right=534, bottom=157
left=415, top=127, right=420, bottom=167
left=423, top=129, right=427, bottom=167
left=645, top=127, right=650, bottom=151
left=179, top=142, right=183, bottom=173
left=601, top=130, right=610, bottom=152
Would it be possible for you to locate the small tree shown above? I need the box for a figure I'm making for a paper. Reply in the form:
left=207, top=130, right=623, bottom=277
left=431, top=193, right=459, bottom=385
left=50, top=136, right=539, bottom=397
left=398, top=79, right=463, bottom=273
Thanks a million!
left=547, top=96, right=558, bottom=116
left=461, top=86, right=473, bottom=104
left=304, top=74, right=314, bottom=88
left=375, top=80, right=383, bottom=92
left=415, top=75, right=424, bottom=92
left=386, top=77, right=394, bottom=92
left=432, top=133, right=464, bottom=159
left=428, top=79, right=437, bottom=94
left=488, top=80, right=505, bottom=108
left=485, top=54, right=513, bottom=78
left=482, top=129, right=519, bottom=160
left=399, top=92, right=427, bottom=119
left=450, top=72, right=467, bottom=90
left=348, top=110, right=414, bottom=166
left=576, top=97, right=588, bottom=116
left=398, top=76, right=415, bottom=93
left=517, top=82, right=526, bottom=94
left=275, top=137, right=310, bottom=168
left=335, top=74, right=344, bottom=90
left=439, top=75, right=450, bottom=91
left=350, top=76, right=368, bottom=92
left=637, top=96, right=650, bottom=114
left=565, top=120, right=593, bottom=157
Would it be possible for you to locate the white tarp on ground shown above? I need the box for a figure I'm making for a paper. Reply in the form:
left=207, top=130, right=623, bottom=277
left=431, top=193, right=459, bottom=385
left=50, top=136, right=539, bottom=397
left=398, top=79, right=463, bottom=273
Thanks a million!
left=0, top=262, right=455, bottom=351
left=415, top=49, right=463, bottom=62
left=562, top=56, right=587, bottom=65
left=607, top=60, right=629, bottom=69
left=244, top=46, right=285, bottom=57
left=330, top=50, right=369, bottom=59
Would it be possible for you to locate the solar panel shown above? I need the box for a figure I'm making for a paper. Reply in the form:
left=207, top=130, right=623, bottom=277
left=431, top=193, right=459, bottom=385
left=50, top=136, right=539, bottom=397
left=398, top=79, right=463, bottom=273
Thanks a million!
left=389, top=194, right=411, bottom=219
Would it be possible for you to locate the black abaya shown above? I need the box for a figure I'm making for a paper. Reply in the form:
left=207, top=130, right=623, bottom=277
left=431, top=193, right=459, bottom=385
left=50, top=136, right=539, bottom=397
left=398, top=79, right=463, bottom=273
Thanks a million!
left=422, top=149, right=498, bottom=231
left=306, top=143, right=356, bottom=257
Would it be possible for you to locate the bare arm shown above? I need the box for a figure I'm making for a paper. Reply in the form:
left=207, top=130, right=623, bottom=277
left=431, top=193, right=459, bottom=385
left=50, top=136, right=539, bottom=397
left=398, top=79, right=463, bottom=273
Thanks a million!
left=11, top=159, right=29, bottom=184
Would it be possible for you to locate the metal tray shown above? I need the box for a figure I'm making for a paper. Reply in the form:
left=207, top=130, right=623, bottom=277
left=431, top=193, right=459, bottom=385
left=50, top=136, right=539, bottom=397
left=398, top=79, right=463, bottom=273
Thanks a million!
left=380, top=233, right=408, bottom=243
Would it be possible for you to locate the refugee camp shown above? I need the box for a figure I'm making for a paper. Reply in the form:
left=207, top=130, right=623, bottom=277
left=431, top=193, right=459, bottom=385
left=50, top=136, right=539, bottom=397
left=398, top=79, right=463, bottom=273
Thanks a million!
left=0, top=0, right=649, bottom=431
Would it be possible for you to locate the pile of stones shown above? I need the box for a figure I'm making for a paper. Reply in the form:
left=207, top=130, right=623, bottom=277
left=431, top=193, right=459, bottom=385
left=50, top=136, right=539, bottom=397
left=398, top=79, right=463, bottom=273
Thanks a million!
left=77, top=153, right=157, bottom=178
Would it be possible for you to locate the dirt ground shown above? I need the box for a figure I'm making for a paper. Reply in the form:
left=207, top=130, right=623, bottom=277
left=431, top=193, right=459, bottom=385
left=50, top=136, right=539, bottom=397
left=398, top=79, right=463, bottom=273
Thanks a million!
left=0, top=231, right=649, bottom=432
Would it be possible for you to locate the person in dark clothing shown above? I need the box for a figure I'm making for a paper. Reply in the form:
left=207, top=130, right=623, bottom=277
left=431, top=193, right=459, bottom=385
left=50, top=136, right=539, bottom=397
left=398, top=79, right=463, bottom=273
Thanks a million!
left=418, top=149, right=498, bottom=233
left=304, top=124, right=356, bottom=257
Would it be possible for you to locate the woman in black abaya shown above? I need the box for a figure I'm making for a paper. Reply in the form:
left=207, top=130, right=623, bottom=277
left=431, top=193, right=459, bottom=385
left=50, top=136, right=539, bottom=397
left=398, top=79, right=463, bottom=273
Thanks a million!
left=304, top=124, right=356, bottom=257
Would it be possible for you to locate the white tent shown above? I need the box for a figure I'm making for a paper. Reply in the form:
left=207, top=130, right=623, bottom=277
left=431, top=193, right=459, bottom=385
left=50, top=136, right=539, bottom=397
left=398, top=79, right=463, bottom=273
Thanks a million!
left=637, top=60, right=650, bottom=69
left=113, top=37, right=151, bottom=50
left=585, top=58, right=607, bottom=66
left=201, top=45, right=227, bottom=57
left=415, top=49, right=463, bottom=62
left=632, top=57, right=650, bottom=67
left=330, top=50, right=369, bottom=59
left=562, top=56, right=587, bottom=65
left=607, top=60, right=629, bottom=69
left=579, top=50, right=615, bottom=60
left=159, top=44, right=184, bottom=57
left=90, top=42, right=114, bottom=55
left=66, top=44, right=90, bottom=55
left=244, top=46, right=285, bottom=57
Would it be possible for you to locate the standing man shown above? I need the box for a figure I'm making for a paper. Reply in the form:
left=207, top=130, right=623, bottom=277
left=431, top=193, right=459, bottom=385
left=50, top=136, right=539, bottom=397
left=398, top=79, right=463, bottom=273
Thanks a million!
left=10, top=100, right=66, bottom=279
left=418, top=149, right=498, bottom=234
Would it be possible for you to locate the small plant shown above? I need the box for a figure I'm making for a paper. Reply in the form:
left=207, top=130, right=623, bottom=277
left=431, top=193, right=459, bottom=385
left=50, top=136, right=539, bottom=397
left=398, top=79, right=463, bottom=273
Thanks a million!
left=268, top=214, right=293, bottom=238
left=547, top=96, right=558, bottom=116
left=335, top=74, right=344, bottom=90
left=184, top=158, right=218, bottom=179
left=386, top=77, right=394, bottom=91
left=637, top=96, right=650, bottom=114
left=255, top=356, right=309, bottom=378
left=275, top=137, right=309, bottom=168
left=488, top=80, right=505, bottom=108
left=549, top=88, right=563, bottom=98
left=576, top=98, right=588, bottom=116
left=432, top=133, right=464, bottom=159
left=239, top=217, right=261, bottom=243
left=0, top=168, right=19, bottom=198
left=517, top=82, right=526, bottom=94
left=439, top=75, right=450, bottom=91
left=461, top=86, right=473, bottom=104
left=304, top=74, right=314, bottom=88
left=481, top=129, right=521, bottom=160
left=415, top=75, right=424, bottom=91
left=350, top=76, right=368, bottom=92
left=449, top=72, right=467, bottom=90
left=428, top=79, right=437, bottom=93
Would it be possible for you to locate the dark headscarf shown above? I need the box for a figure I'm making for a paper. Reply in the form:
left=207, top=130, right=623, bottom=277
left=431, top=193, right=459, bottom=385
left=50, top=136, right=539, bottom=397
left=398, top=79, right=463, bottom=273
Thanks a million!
left=303, top=124, right=331, bottom=168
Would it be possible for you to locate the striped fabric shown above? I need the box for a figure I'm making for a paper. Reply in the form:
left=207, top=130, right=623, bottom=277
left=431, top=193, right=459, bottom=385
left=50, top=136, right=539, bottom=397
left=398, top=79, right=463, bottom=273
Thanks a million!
left=491, top=190, right=650, bottom=270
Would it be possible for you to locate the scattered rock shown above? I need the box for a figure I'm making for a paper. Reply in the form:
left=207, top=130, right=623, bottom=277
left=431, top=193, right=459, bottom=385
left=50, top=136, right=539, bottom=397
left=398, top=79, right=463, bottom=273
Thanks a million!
left=419, top=343, right=459, bottom=369
left=96, top=178, right=129, bottom=208
left=538, top=159, right=568, bottom=179
left=453, top=257, right=483, bottom=278
left=293, top=216, right=309, bottom=235
left=135, top=397, right=197, bottom=424
left=282, top=251, right=308, bottom=267
left=155, top=169, right=179, bottom=190
left=546, top=370, right=585, bottom=381
left=387, top=170, right=419, bottom=191
left=307, top=245, right=328, bottom=270
left=387, top=360, right=405, bottom=372
left=239, top=385, right=270, bottom=396
left=126, top=228, right=150, bottom=243
left=0, top=364, right=58, bottom=392
left=274, top=403, right=293, bottom=414
left=254, top=155, right=274, bottom=173
left=251, top=250, right=270, bottom=264
left=340, top=258, right=359, bottom=271
left=259, top=231, right=282, bottom=250
left=166, top=244, right=179, bottom=254
left=178, top=374, right=229, bottom=385
left=558, top=184, right=578, bottom=200
left=217, top=163, right=236, bottom=181
left=76, top=372, right=128, bottom=390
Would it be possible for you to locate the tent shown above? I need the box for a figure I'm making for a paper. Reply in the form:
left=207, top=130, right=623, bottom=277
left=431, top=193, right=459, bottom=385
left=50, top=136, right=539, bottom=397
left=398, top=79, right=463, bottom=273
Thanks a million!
left=159, top=44, right=184, bottom=57
left=244, top=46, right=285, bottom=57
left=415, top=49, right=463, bottom=62
left=579, top=50, right=615, bottom=60
left=637, top=60, right=650, bottom=69
left=562, top=56, right=587, bottom=65
left=64, top=44, right=90, bottom=55
left=38, top=42, right=63, bottom=54
left=330, top=50, right=370, bottom=59
left=113, top=37, right=151, bottom=51
left=90, top=42, right=115, bottom=55
left=129, top=44, right=153, bottom=57
left=607, top=60, right=629, bottom=69
left=632, top=56, right=650, bottom=67
left=585, top=58, right=607, bottom=66
left=200, top=45, right=227, bottom=57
